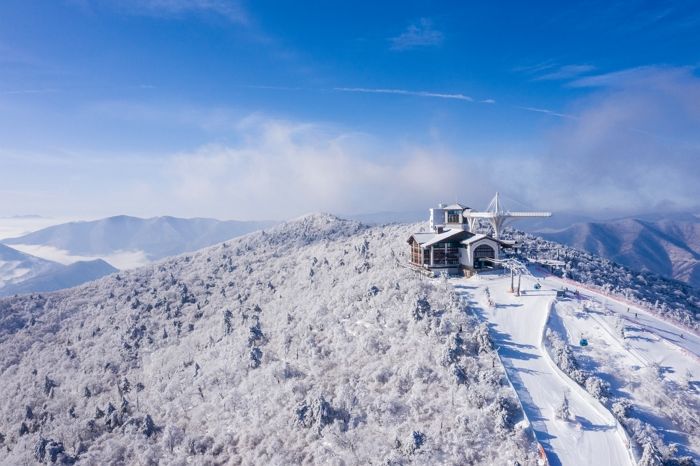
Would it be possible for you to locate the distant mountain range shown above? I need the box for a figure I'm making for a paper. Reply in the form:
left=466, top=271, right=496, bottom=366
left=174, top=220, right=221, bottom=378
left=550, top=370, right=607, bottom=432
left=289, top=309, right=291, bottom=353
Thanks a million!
left=0, top=243, right=55, bottom=285
left=3, top=215, right=276, bottom=263
left=535, top=214, right=700, bottom=288
left=0, top=215, right=276, bottom=295
left=3, top=210, right=699, bottom=295
left=0, top=243, right=117, bottom=297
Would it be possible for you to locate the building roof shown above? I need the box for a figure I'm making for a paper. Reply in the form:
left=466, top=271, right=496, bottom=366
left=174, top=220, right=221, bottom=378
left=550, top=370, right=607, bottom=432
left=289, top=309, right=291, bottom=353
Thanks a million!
left=409, top=229, right=510, bottom=248
left=443, top=203, right=469, bottom=210
left=422, top=229, right=472, bottom=248
left=408, top=232, right=436, bottom=245
left=461, top=234, right=510, bottom=246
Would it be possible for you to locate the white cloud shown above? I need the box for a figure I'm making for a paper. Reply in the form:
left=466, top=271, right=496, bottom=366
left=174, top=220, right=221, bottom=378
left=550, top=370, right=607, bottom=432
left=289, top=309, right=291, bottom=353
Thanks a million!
left=0, top=217, right=71, bottom=241
left=8, top=244, right=150, bottom=270
left=0, top=88, right=58, bottom=95
left=389, top=18, right=444, bottom=50
left=164, top=117, right=497, bottom=219
left=515, top=106, right=577, bottom=120
left=72, top=0, right=248, bottom=24
left=334, top=87, right=473, bottom=102
left=4, top=66, right=699, bottom=221
left=521, top=66, right=700, bottom=214
left=534, top=64, right=596, bottom=81
left=567, top=65, right=696, bottom=89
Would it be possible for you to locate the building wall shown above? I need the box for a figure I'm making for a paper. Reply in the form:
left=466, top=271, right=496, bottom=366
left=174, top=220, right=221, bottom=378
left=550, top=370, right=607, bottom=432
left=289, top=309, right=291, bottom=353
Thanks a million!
left=459, top=247, right=470, bottom=267
left=429, top=208, right=445, bottom=231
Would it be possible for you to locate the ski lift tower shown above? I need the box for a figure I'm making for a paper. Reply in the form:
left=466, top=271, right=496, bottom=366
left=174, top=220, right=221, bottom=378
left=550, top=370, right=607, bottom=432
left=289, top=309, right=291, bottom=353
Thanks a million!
left=484, top=257, right=533, bottom=295
left=463, top=192, right=552, bottom=239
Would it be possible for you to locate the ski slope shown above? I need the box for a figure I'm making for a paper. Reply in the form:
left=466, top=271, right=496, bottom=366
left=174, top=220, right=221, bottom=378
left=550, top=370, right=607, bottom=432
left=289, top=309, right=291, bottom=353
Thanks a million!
left=537, top=271, right=700, bottom=360
left=538, top=272, right=700, bottom=460
left=454, top=272, right=635, bottom=466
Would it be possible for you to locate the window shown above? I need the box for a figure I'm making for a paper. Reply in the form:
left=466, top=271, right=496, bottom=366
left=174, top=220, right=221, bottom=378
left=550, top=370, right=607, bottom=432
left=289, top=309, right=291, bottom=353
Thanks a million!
left=446, top=210, right=461, bottom=223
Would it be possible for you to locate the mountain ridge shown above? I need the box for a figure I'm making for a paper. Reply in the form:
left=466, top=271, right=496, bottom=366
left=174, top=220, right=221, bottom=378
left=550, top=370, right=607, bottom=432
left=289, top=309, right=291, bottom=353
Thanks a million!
left=2, top=215, right=277, bottom=261
left=536, top=217, right=700, bottom=288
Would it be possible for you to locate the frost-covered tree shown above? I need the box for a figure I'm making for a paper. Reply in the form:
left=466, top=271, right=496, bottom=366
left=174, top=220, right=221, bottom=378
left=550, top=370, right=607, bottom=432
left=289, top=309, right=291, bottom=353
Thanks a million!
left=556, top=393, right=572, bottom=422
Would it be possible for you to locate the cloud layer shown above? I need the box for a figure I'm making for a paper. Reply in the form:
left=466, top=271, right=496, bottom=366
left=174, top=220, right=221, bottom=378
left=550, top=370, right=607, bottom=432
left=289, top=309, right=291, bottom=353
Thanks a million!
left=523, top=66, right=700, bottom=214
left=165, top=116, right=497, bottom=219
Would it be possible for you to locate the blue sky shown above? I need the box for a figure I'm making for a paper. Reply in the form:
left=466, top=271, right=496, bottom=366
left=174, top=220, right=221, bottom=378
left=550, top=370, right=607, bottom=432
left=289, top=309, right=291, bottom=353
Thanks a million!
left=1, top=0, right=699, bottom=219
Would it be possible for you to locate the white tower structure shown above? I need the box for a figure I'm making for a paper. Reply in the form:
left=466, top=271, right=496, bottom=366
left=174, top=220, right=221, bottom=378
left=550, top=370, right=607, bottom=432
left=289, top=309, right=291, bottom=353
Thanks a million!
left=463, top=192, right=552, bottom=239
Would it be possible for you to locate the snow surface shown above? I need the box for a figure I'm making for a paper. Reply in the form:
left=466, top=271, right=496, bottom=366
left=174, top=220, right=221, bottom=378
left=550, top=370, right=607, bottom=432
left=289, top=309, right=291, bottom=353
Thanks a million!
left=0, top=216, right=538, bottom=465
left=454, top=272, right=634, bottom=466
left=538, top=272, right=700, bottom=461
left=505, top=228, right=699, bottom=330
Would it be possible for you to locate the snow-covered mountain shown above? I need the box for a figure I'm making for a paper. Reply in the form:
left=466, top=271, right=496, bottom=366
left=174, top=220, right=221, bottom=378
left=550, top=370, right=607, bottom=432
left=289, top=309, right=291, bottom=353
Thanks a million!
left=346, top=210, right=426, bottom=225
left=2, top=215, right=277, bottom=270
left=0, top=244, right=117, bottom=297
left=0, top=215, right=539, bottom=465
left=1, top=259, right=117, bottom=297
left=0, top=243, right=55, bottom=286
left=535, top=216, right=700, bottom=288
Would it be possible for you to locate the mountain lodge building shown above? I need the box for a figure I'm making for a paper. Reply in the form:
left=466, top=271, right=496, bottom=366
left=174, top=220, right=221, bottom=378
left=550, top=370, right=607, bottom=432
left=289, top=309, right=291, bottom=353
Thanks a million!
left=407, top=203, right=511, bottom=275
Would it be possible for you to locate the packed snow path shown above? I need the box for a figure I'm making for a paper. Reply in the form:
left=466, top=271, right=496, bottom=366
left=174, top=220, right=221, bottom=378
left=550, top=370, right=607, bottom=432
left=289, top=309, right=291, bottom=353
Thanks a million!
left=454, top=272, right=634, bottom=466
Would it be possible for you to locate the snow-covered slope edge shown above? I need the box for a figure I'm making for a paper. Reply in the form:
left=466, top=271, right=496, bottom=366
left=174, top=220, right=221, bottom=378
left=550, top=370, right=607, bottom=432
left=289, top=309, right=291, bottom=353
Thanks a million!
left=0, top=215, right=538, bottom=465
left=506, top=229, right=700, bottom=330
left=540, top=301, right=638, bottom=463
left=544, top=294, right=699, bottom=464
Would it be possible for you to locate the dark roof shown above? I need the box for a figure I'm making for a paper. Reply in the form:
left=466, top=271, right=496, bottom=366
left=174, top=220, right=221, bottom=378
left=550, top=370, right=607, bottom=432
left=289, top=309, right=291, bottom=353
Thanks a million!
left=461, top=234, right=512, bottom=247
left=408, top=228, right=473, bottom=246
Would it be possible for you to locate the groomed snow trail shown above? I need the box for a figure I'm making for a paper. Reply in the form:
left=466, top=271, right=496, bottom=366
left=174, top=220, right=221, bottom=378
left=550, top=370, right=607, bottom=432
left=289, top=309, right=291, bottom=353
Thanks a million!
left=454, top=273, right=634, bottom=466
left=536, top=271, right=700, bottom=360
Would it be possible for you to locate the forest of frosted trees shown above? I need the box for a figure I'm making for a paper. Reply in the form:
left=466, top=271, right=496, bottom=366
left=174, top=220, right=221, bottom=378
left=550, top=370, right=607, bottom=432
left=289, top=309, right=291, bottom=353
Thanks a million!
left=0, top=215, right=539, bottom=465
